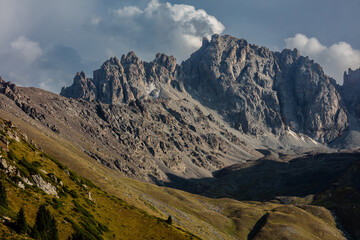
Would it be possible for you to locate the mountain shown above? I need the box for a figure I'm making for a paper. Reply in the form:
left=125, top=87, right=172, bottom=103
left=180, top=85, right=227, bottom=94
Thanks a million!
left=182, top=35, right=347, bottom=143
left=62, top=35, right=349, bottom=144
left=0, top=117, right=348, bottom=240
left=60, top=52, right=180, bottom=104
left=2, top=34, right=360, bottom=185
left=1, top=34, right=360, bottom=239
left=330, top=67, right=360, bottom=149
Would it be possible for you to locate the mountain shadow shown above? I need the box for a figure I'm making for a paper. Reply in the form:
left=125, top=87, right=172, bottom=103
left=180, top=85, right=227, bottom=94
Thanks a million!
left=165, top=152, right=360, bottom=202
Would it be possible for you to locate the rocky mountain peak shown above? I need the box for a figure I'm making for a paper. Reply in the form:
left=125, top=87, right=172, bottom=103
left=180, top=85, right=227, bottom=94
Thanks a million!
left=74, top=71, right=87, bottom=83
left=182, top=34, right=347, bottom=142
left=153, top=53, right=177, bottom=72
left=103, top=56, right=121, bottom=67
left=341, top=67, right=360, bottom=119
left=279, top=48, right=300, bottom=65
left=343, top=68, right=360, bottom=91
left=61, top=51, right=181, bottom=104
left=61, top=34, right=349, bottom=143
left=121, top=51, right=141, bottom=65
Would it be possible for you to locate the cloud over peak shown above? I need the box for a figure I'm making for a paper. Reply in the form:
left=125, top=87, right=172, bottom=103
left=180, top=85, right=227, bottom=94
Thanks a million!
left=108, top=0, right=225, bottom=60
left=285, top=34, right=360, bottom=84
left=0, top=0, right=224, bottom=93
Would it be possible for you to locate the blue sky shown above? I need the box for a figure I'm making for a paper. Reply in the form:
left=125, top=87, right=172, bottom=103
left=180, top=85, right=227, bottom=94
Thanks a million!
left=0, top=0, right=359, bottom=92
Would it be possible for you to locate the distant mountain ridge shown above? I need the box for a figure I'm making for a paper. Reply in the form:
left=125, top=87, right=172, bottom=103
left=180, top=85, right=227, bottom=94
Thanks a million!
left=62, top=34, right=354, bottom=144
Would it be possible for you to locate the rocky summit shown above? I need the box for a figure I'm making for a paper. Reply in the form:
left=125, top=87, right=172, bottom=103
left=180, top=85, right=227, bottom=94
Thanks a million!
left=63, top=35, right=350, bottom=143
left=182, top=35, right=347, bottom=142
left=61, top=52, right=180, bottom=104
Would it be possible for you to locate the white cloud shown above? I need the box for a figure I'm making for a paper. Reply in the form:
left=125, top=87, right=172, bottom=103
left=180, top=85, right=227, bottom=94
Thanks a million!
left=109, top=0, right=225, bottom=60
left=285, top=34, right=360, bottom=84
left=114, top=6, right=143, bottom=17
left=10, top=36, right=43, bottom=64
left=0, top=0, right=224, bottom=93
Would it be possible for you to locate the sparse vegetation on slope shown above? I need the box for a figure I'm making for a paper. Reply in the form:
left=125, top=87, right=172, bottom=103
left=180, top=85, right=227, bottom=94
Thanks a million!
left=0, top=118, right=199, bottom=240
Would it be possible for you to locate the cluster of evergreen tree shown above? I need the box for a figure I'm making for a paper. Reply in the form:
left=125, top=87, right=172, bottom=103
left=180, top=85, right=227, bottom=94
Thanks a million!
left=31, top=205, right=59, bottom=240
left=12, top=204, right=59, bottom=240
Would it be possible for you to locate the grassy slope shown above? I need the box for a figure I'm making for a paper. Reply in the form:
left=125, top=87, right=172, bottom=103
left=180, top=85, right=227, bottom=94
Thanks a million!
left=0, top=111, right=347, bottom=240
left=0, top=119, right=197, bottom=240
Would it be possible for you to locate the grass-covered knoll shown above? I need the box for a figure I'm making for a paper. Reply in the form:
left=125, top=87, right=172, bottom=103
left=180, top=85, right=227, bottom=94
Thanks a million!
left=0, top=119, right=198, bottom=240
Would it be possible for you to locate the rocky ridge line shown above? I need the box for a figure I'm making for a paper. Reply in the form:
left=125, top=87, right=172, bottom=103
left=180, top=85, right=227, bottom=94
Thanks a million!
left=62, top=34, right=349, bottom=143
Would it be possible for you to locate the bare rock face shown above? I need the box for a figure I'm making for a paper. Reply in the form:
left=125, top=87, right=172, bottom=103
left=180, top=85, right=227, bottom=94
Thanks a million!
left=342, top=68, right=360, bottom=119
left=276, top=49, right=348, bottom=142
left=343, top=68, right=360, bottom=91
left=181, top=35, right=347, bottom=142
left=60, top=35, right=348, bottom=143
left=32, top=174, right=58, bottom=196
left=61, top=52, right=179, bottom=104
left=182, top=35, right=283, bottom=136
left=60, top=71, right=96, bottom=101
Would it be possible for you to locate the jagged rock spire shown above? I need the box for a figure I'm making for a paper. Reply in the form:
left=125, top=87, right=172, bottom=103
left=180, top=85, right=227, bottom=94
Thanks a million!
left=61, top=52, right=180, bottom=104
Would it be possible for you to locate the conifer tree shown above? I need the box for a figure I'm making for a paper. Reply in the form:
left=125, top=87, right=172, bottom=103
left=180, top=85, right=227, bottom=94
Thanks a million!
left=0, top=181, right=7, bottom=208
left=32, top=205, right=59, bottom=240
left=15, top=207, right=27, bottom=234
left=165, top=215, right=172, bottom=225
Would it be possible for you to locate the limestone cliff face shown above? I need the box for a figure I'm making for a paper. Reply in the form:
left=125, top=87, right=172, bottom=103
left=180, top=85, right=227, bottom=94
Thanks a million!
left=61, top=34, right=349, bottom=143
left=343, top=68, right=360, bottom=91
left=181, top=35, right=348, bottom=142
left=61, top=52, right=179, bottom=104
left=276, top=48, right=347, bottom=142
left=182, top=35, right=283, bottom=136
left=342, top=68, right=360, bottom=119
left=60, top=71, right=96, bottom=101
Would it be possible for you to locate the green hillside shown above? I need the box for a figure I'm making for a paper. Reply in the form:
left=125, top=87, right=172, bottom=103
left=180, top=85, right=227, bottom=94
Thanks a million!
left=0, top=118, right=198, bottom=240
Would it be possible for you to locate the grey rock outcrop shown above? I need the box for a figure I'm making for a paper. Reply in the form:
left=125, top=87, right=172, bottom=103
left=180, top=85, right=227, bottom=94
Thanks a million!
left=32, top=174, right=58, bottom=196
left=61, top=52, right=180, bottom=104
left=60, top=71, right=96, bottom=101
left=181, top=35, right=347, bottom=142
left=341, top=68, right=360, bottom=119
left=61, top=35, right=349, bottom=143
left=343, top=68, right=360, bottom=91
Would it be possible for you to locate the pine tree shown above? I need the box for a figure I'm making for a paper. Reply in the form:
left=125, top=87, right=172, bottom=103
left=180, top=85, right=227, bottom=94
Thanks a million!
left=32, top=205, right=59, bottom=240
left=165, top=215, right=172, bottom=225
left=0, top=181, right=7, bottom=208
left=15, top=207, right=27, bottom=234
